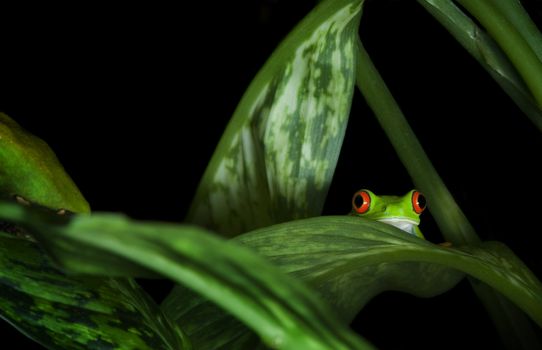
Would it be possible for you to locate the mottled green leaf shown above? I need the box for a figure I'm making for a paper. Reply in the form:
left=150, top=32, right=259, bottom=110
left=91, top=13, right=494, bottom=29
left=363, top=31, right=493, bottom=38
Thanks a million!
left=162, top=216, right=542, bottom=349
left=0, top=202, right=373, bottom=350
left=0, top=113, right=89, bottom=213
left=0, top=233, right=189, bottom=350
left=187, top=0, right=363, bottom=236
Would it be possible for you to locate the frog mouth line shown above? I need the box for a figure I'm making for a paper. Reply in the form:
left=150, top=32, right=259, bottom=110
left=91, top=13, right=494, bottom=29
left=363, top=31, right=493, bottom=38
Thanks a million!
left=377, top=218, right=418, bottom=235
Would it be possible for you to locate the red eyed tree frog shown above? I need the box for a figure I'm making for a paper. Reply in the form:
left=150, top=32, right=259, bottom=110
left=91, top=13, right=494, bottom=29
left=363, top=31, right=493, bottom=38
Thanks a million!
left=350, top=189, right=427, bottom=239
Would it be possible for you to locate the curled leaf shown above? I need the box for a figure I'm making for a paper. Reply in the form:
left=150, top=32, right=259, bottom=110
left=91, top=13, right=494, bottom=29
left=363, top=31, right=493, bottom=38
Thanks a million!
left=163, top=216, right=542, bottom=347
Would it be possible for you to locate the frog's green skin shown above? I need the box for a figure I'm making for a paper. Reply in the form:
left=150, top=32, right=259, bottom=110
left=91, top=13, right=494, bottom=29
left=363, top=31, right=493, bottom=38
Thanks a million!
left=0, top=113, right=89, bottom=213
left=350, top=189, right=426, bottom=239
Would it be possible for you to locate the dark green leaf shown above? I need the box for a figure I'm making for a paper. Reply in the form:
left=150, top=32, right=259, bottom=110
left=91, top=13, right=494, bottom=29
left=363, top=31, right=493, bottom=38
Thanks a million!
left=0, top=202, right=373, bottom=350
left=0, top=233, right=189, bottom=350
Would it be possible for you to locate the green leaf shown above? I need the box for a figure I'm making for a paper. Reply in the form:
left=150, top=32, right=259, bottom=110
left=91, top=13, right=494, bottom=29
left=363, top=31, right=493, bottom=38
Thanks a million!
left=0, top=233, right=189, bottom=350
left=187, top=0, right=363, bottom=236
left=162, top=216, right=542, bottom=348
left=0, top=202, right=373, bottom=350
left=0, top=113, right=90, bottom=213
left=417, top=0, right=542, bottom=131
left=488, top=0, right=542, bottom=62
left=455, top=0, right=542, bottom=107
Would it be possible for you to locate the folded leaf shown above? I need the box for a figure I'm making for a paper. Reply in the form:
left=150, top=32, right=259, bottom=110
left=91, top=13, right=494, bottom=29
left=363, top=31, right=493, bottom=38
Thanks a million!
left=163, top=216, right=542, bottom=348
left=0, top=113, right=89, bottom=213
left=0, top=233, right=189, bottom=350
left=187, top=0, right=363, bottom=236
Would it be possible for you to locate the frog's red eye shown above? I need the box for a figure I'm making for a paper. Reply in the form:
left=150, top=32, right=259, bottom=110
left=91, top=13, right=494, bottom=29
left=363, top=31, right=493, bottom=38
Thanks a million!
left=412, top=191, right=426, bottom=214
left=352, top=190, right=371, bottom=214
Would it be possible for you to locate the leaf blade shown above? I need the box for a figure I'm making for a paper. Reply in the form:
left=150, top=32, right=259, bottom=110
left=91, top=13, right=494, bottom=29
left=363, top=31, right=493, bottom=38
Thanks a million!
left=163, top=216, right=542, bottom=348
left=0, top=202, right=373, bottom=350
left=0, top=233, right=188, bottom=350
left=187, top=0, right=363, bottom=236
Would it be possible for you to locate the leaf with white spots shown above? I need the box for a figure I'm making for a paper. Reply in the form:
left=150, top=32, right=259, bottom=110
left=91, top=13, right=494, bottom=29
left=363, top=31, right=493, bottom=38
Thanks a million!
left=163, top=216, right=542, bottom=348
left=187, top=0, right=364, bottom=236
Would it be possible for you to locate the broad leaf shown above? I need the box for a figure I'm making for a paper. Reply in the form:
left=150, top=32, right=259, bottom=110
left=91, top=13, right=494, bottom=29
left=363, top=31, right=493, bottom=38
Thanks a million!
left=0, top=202, right=373, bottom=350
left=163, top=216, right=542, bottom=348
left=187, top=0, right=363, bottom=236
left=0, top=233, right=188, bottom=350
left=0, top=113, right=89, bottom=213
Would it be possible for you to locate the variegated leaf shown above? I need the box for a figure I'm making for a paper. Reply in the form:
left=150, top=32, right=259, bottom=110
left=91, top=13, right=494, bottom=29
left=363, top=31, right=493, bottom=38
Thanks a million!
left=187, top=0, right=363, bottom=236
left=0, top=233, right=188, bottom=350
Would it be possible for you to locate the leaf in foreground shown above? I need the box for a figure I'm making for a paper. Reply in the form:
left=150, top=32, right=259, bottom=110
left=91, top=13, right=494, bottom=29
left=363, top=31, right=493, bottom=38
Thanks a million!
left=0, top=202, right=373, bottom=350
left=0, top=233, right=188, bottom=350
left=163, top=216, right=542, bottom=348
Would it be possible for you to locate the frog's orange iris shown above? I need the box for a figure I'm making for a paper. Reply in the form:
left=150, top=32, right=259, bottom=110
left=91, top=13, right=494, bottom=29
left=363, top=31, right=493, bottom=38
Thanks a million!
left=412, top=191, right=426, bottom=214
left=352, top=190, right=371, bottom=214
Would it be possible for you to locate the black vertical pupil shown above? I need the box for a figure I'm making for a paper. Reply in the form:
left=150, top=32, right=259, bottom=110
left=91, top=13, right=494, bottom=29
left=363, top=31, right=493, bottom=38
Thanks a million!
left=417, top=194, right=426, bottom=209
left=354, top=194, right=364, bottom=208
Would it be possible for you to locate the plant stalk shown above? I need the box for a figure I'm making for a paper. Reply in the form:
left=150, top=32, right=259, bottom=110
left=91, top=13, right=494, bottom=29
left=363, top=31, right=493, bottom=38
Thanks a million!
left=418, top=0, right=542, bottom=132
left=456, top=0, right=542, bottom=108
left=355, top=37, right=541, bottom=349
left=354, top=38, right=478, bottom=246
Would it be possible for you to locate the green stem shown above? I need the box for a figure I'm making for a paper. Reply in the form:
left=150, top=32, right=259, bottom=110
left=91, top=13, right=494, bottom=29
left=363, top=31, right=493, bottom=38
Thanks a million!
left=354, top=38, right=478, bottom=245
left=472, top=280, right=542, bottom=349
left=491, top=0, right=542, bottom=62
left=456, top=0, right=542, bottom=108
left=417, top=0, right=542, bottom=132
left=355, top=37, right=542, bottom=350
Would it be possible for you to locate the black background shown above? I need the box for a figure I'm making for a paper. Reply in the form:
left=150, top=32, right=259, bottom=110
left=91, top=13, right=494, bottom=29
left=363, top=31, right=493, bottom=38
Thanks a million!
left=1, top=1, right=541, bottom=349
